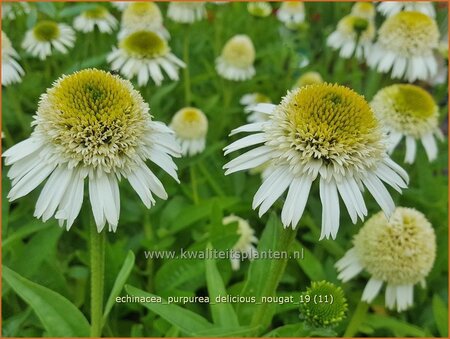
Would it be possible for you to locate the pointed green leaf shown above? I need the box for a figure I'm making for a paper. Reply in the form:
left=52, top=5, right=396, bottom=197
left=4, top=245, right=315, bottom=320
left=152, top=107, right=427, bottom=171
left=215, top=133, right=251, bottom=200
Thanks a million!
left=3, top=266, right=90, bottom=337
left=432, top=294, right=448, bottom=337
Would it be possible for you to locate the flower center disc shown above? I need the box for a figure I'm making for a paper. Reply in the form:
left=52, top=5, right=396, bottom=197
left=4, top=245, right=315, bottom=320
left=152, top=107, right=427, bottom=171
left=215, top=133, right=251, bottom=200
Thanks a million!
left=84, top=6, right=108, bottom=19
left=124, top=2, right=162, bottom=22
left=171, top=107, right=207, bottom=139
left=33, top=20, right=60, bottom=41
left=37, top=69, right=150, bottom=171
left=389, top=84, right=436, bottom=120
left=222, top=36, right=255, bottom=68
left=120, top=31, right=168, bottom=59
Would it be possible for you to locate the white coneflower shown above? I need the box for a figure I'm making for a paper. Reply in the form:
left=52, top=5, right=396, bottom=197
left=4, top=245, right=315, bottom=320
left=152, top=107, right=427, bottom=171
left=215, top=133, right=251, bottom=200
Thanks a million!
left=119, top=2, right=169, bottom=40
left=336, top=208, right=436, bottom=312
left=216, top=35, right=256, bottom=81
left=224, top=83, right=409, bottom=240
left=327, top=15, right=375, bottom=59
left=3, top=69, right=181, bottom=232
left=169, top=107, right=208, bottom=157
left=223, top=215, right=258, bottom=270
left=22, top=20, right=76, bottom=60
left=367, top=11, right=439, bottom=82
left=107, top=30, right=185, bottom=86
left=377, top=1, right=435, bottom=18
left=371, top=84, right=443, bottom=164
left=111, top=1, right=129, bottom=11
left=247, top=2, right=272, bottom=18
left=240, top=93, right=272, bottom=123
left=2, top=31, right=25, bottom=86
left=2, top=2, right=30, bottom=20
left=73, top=6, right=117, bottom=34
left=351, top=2, right=376, bottom=20
left=277, top=2, right=305, bottom=28
left=293, top=71, right=324, bottom=89
left=167, top=2, right=206, bottom=24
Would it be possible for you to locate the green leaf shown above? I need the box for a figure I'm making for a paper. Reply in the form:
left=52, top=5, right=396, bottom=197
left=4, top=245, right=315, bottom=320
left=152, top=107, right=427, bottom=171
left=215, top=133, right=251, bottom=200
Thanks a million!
left=155, top=257, right=205, bottom=293
left=194, top=325, right=260, bottom=337
left=3, top=221, right=52, bottom=250
left=292, top=241, right=325, bottom=281
left=102, top=251, right=135, bottom=326
left=3, top=266, right=90, bottom=337
left=125, top=285, right=214, bottom=336
left=363, top=314, right=427, bottom=337
left=432, top=294, right=448, bottom=337
left=58, top=3, right=98, bottom=17
left=205, top=244, right=239, bottom=327
left=36, top=2, right=57, bottom=18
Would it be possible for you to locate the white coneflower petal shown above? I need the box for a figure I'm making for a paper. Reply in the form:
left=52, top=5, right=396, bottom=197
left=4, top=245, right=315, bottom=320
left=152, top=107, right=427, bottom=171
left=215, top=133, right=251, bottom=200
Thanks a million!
left=377, top=1, right=435, bottom=18
left=223, top=215, right=258, bottom=270
left=240, top=93, right=272, bottom=123
left=367, top=11, right=439, bottom=82
left=169, top=107, right=208, bottom=157
left=327, top=15, right=375, bottom=59
left=216, top=34, right=256, bottom=81
left=293, top=71, right=324, bottom=89
left=351, top=2, right=376, bottom=20
left=2, top=31, right=24, bottom=86
left=111, top=1, right=129, bottom=11
left=108, top=30, right=185, bottom=87
left=224, top=83, right=408, bottom=240
left=336, top=208, right=436, bottom=312
left=22, top=20, right=76, bottom=60
left=119, top=2, right=169, bottom=40
left=167, top=2, right=206, bottom=24
left=247, top=2, right=272, bottom=17
left=73, top=6, right=117, bottom=34
left=3, top=69, right=181, bottom=232
left=371, top=84, right=442, bottom=163
left=277, top=2, right=305, bottom=28
left=2, top=2, right=30, bottom=20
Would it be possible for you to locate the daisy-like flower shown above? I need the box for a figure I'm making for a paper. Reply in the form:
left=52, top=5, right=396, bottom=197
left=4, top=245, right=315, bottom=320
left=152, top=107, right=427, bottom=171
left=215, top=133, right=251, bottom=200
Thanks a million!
left=377, top=1, right=435, bottom=18
left=327, top=15, right=375, bottom=59
left=119, top=2, right=169, bottom=40
left=223, top=83, right=409, bottom=240
left=169, top=107, right=208, bottom=157
left=247, top=2, right=272, bottom=18
left=293, top=71, right=324, bottom=89
left=3, top=69, right=181, bottom=232
left=167, top=2, right=206, bottom=24
left=351, top=2, right=376, bottom=21
left=336, top=207, right=436, bottom=312
left=22, top=20, right=76, bottom=60
left=107, top=30, right=185, bottom=86
left=240, top=93, right=272, bottom=123
left=223, top=215, right=258, bottom=270
left=216, top=34, right=256, bottom=81
left=371, top=84, right=443, bottom=164
left=277, top=2, right=305, bottom=28
left=2, top=31, right=25, bottom=86
left=367, top=11, right=439, bottom=82
left=73, top=6, right=118, bottom=34
left=2, top=2, right=30, bottom=20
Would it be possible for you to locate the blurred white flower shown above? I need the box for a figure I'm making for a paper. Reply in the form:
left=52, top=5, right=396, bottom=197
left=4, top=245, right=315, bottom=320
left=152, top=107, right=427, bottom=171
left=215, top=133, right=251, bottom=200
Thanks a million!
left=327, top=15, right=375, bottom=59
left=73, top=6, right=118, bottom=34
left=247, top=2, right=272, bottom=17
left=108, top=30, right=185, bottom=86
left=277, top=2, right=305, bottom=28
left=216, top=34, right=256, bottom=81
left=223, top=215, right=258, bottom=270
left=3, top=69, right=181, bottom=232
left=240, top=93, right=272, bottom=123
left=22, top=20, right=76, bottom=60
left=224, top=83, right=408, bottom=240
left=2, top=2, right=30, bottom=20
left=377, top=1, right=435, bottom=18
left=2, top=31, right=24, bottom=86
left=367, top=11, right=439, bottom=82
left=371, top=84, right=443, bottom=164
left=293, top=71, right=324, bottom=89
left=167, top=2, right=206, bottom=24
left=351, top=2, right=376, bottom=20
left=170, top=107, right=208, bottom=157
left=111, top=1, right=129, bottom=11
left=119, top=2, right=169, bottom=40
left=336, top=208, right=436, bottom=312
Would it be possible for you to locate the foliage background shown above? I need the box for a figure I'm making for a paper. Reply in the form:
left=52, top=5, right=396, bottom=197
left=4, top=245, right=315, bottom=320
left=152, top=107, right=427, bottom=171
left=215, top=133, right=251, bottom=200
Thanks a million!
left=1, top=1, right=449, bottom=337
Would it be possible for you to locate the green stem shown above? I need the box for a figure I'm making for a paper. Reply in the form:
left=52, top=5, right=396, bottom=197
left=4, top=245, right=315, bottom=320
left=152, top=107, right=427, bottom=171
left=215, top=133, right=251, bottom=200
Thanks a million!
left=343, top=301, right=369, bottom=338
left=250, top=227, right=297, bottom=333
left=190, top=164, right=199, bottom=204
left=183, top=26, right=191, bottom=106
left=90, top=222, right=105, bottom=337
